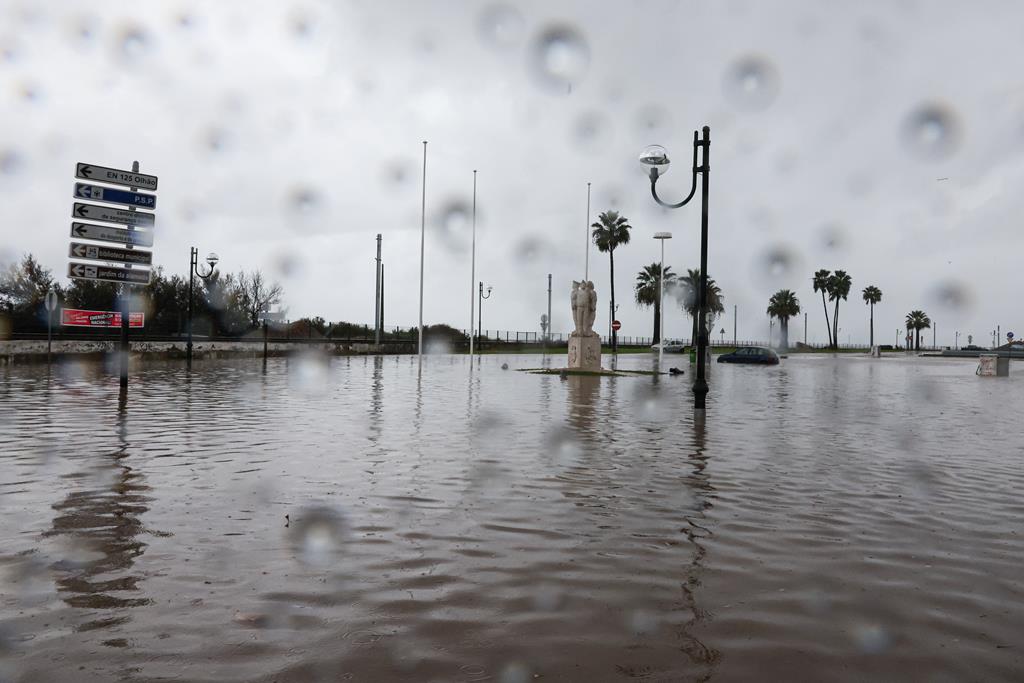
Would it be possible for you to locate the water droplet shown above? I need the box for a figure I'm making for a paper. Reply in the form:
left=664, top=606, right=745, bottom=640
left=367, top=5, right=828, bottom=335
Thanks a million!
left=499, top=662, right=531, bottom=683
left=382, top=159, right=414, bottom=188
left=635, top=104, right=672, bottom=139
left=902, top=103, right=961, bottom=161
left=531, top=585, right=563, bottom=611
left=116, top=25, right=151, bottom=61
left=927, top=279, right=973, bottom=314
left=434, top=200, right=473, bottom=253
left=478, top=5, right=524, bottom=50
left=289, top=504, right=348, bottom=568
left=573, top=110, right=611, bottom=152
left=818, top=223, right=846, bottom=253
left=723, top=55, right=780, bottom=111
left=852, top=622, right=891, bottom=654
left=627, top=609, right=659, bottom=635
left=0, top=150, right=24, bottom=175
left=530, top=25, right=590, bottom=92
left=201, top=126, right=229, bottom=153
left=288, top=186, right=321, bottom=214
left=514, top=236, right=550, bottom=264
left=756, top=244, right=801, bottom=285
left=274, top=250, right=304, bottom=279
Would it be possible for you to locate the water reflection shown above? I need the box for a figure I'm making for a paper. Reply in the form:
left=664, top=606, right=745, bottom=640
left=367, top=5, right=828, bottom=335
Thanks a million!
left=43, top=391, right=157, bottom=630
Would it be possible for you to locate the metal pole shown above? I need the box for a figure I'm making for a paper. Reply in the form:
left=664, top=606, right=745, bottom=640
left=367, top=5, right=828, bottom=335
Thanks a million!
left=374, top=233, right=382, bottom=345
left=46, top=295, right=53, bottom=364
left=119, top=160, right=139, bottom=390
left=477, top=282, right=482, bottom=349
left=380, top=262, right=384, bottom=338
left=693, top=127, right=711, bottom=413
left=658, top=238, right=665, bottom=366
left=187, top=247, right=195, bottom=368
left=933, top=323, right=936, bottom=349
left=735, top=305, right=739, bottom=347
left=804, top=311, right=807, bottom=346
left=470, top=170, right=477, bottom=356
left=584, top=182, right=591, bottom=280
left=263, top=319, right=268, bottom=362
left=547, top=273, right=552, bottom=343
left=418, top=141, right=427, bottom=362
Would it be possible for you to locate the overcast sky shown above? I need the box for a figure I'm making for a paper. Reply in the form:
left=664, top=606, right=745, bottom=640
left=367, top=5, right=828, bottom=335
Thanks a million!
left=2, top=0, right=1022, bottom=345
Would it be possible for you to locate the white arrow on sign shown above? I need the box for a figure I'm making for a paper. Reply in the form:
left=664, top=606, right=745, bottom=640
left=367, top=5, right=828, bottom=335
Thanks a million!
left=76, top=163, right=158, bottom=191
left=72, top=202, right=156, bottom=228
left=70, top=222, right=154, bottom=247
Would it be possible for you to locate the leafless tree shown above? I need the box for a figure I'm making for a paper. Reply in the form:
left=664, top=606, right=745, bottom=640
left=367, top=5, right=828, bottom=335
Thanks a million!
left=236, top=270, right=283, bottom=327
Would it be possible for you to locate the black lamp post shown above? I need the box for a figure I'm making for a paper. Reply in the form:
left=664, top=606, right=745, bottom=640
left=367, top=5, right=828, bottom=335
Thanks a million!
left=187, top=248, right=219, bottom=369
left=640, top=126, right=712, bottom=412
left=478, top=282, right=492, bottom=350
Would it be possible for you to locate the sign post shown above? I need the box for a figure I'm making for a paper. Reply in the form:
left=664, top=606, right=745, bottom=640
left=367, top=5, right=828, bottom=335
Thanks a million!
left=68, top=160, right=157, bottom=392
left=45, top=288, right=58, bottom=363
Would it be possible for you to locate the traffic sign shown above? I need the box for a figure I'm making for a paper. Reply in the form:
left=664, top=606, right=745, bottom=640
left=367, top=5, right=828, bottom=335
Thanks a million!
left=612, top=319, right=622, bottom=331
left=74, top=182, right=156, bottom=209
left=1009, top=332, right=1015, bottom=341
left=73, top=202, right=155, bottom=228
left=76, top=163, right=158, bottom=191
left=69, top=242, right=152, bottom=266
left=61, top=308, right=144, bottom=328
left=71, top=222, right=153, bottom=247
left=45, top=289, right=58, bottom=312
left=68, top=262, right=151, bottom=285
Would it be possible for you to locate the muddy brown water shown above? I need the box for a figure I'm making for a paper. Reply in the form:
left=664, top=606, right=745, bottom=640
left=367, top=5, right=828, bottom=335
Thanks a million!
left=1, top=354, right=1021, bottom=681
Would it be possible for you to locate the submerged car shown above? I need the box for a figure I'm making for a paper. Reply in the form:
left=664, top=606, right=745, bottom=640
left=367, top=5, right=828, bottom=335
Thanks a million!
left=651, top=340, right=686, bottom=353
left=717, top=346, right=780, bottom=364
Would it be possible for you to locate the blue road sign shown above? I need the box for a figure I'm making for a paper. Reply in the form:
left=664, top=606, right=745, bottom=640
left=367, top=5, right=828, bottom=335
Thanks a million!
left=1008, top=332, right=1015, bottom=341
left=74, top=182, right=156, bottom=209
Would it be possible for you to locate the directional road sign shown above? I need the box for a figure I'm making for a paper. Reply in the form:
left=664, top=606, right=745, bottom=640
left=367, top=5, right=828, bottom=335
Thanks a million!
left=73, top=202, right=155, bottom=228
left=68, top=262, right=151, bottom=285
left=612, top=320, right=622, bottom=331
left=71, top=222, right=153, bottom=247
left=74, top=182, right=156, bottom=209
left=69, top=242, right=152, bottom=266
left=61, top=308, right=144, bottom=328
left=76, top=163, right=158, bottom=191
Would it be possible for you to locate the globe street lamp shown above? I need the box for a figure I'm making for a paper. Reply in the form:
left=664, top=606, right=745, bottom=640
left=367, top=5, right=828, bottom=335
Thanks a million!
left=640, top=127, right=712, bottom=412
left=187, top=248, right=219, bottom=368
left=477, top=282, right=492, bottom=352
left=653, top=231, right=672, bottom=366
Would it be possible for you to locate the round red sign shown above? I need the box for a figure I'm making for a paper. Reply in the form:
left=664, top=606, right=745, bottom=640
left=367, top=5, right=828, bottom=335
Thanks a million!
left=611, top=320, right=622, bottom=331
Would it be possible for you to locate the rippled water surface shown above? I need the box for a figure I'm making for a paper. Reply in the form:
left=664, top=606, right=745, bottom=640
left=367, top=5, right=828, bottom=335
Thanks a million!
left=1, top=354, right=1022, bottom=681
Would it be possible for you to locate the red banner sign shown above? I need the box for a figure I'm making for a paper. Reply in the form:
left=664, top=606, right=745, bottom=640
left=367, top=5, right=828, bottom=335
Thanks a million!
left=61, top=308, right=145, bottom=328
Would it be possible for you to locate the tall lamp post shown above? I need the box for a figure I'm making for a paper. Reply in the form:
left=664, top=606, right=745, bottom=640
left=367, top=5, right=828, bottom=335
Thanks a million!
left=640, top=127, right=712, bottom=412
left=477, top=282, right=492, bottom=351
left=653, top=231, right=672, bottom=366
left=187, top=248, right=219, bottom=369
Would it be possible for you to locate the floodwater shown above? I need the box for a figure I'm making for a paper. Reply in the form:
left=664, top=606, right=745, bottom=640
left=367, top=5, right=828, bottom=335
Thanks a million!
left=1, top=353, right=1022, bottom=682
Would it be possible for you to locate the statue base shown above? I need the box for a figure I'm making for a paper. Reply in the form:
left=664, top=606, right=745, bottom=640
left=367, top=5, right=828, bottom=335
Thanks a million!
left=568, top=333, right=602, bottom=371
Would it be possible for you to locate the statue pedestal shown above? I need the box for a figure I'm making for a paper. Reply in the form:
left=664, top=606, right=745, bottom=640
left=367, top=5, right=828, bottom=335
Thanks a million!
left=568, top=333, right=602, bottom=371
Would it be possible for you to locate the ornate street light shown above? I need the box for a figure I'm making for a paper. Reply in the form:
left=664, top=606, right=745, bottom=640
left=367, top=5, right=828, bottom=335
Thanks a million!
left=640, top=126, right=712, bottom=412
left=187, top=249, right=219, bottom=368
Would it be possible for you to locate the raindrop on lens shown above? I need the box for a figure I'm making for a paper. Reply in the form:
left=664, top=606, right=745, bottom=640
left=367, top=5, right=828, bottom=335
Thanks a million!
left=757, top=245, right=800, bottom=283
left=818, top=223, right=846, bottom=253
left=723, top=55, right=780, bottom=111
left=902, top=103, right=961, bottom=161
left=435, top=200, right=472, bottom=252
left=635, top=104, right=672, bottom=138
left=290, top=505, right=348, bottom=568
left=116, top=25, right=150, bottom=60
left=927, top=279, right=972, bottom=313
left=499, top=662, right=531, bottom=683
left=0, top=150, right=23, bottom=175
left=289, top=186, right=321, bottom=214
left=530, top=25, right=590, bottom=91
left=573, top=111, right=611, bottom=152
left=853, top=622, right=891, bottom=654
left=478, top=5, right=524, bottom=49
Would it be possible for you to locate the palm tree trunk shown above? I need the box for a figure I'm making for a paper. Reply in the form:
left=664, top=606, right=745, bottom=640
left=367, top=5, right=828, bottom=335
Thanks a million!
left=780, top=317, right=789, bottom=352
left=832, top=299, right=840, bottom=349
left=869, top=302, right=874, bottom=348
left=609, top=249, right=616, bottom=352
left=653, top=298, right=660, bottom=344
left=691, top=313, right=698, bottom=349
left=820, top=292, right=832, bottom=348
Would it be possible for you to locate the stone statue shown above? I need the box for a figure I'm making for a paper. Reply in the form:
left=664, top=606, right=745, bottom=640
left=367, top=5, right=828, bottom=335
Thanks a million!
left=569, top=280, right=601, bottom=370
left=571, top=280, right=598, bottom=337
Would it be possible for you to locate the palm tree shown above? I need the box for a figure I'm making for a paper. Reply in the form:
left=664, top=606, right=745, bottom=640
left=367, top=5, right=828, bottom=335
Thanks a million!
left=813, top=269, right=833, bottom=347
left=905, top=310, right=931, bottom=351
left=827, top=270, right=852, bottom=349
left=862, top=285, right=883, bottom=348
left=635, top=263, right=677, bottom=343
left=675, top=269, right=725, bottom=346
left=767, top=289, right=801, bottom=352
left=591, top=210, right=632, bottom=351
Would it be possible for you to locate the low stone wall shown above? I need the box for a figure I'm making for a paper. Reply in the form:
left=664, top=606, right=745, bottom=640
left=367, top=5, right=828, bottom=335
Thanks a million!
left=0, top=340, right=414, bottom=364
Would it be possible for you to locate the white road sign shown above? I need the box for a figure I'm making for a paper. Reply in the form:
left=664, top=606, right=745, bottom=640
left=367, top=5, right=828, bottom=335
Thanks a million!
left=73, top=202, right=155, bottom=228
left=70, top=222, right=153, bottom=247
left=75, top=163, right=158, bottom=191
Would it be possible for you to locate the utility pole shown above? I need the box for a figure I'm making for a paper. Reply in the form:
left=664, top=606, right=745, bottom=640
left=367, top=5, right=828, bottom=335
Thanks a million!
left=733, top=304, right=737, bottom=346
left=380, top=262, right=384, bottom=336
left=547, top=273, right=552, bottom=342
left=119, top=160, right=140, bottom=390
left=374, top=233, right=382, bottom=345
left=804, top=312, right=807, bottom=345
